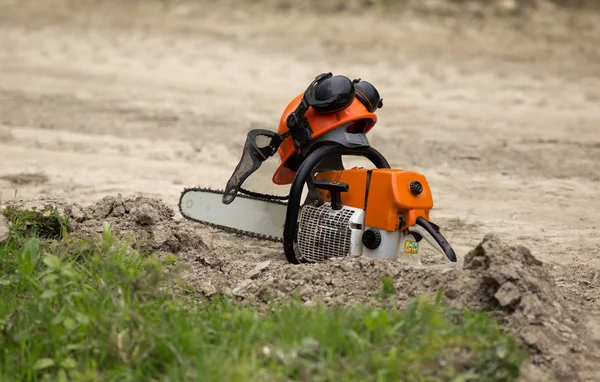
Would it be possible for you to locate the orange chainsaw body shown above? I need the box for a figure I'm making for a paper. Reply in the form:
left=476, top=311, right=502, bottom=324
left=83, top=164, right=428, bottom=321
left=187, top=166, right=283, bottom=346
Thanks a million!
left=314, top=167, right=433, bottom=232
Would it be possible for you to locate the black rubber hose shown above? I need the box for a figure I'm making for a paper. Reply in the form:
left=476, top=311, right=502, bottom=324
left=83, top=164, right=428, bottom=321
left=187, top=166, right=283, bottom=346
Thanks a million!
left=283, top=144, right=390, bottom=264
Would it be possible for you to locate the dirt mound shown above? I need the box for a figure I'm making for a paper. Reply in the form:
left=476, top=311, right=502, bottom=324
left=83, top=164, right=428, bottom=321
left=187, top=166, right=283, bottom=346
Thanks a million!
left=1, top=195, right=209, bottom=255
left=189, top=234, right=599, bottom=381
left=73, top=195, right=210, bottom=255
left=3, top=196, right=599, bottom=380
left=457, top=236, right=598, bottom=380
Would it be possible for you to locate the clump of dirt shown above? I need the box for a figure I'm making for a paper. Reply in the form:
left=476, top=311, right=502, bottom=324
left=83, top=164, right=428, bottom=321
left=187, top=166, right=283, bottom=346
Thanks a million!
left=2, top=195, right=209, bottom=255
left=456, top=235, right=599, bottom=380
left=71, top=194, right=209, bottom=255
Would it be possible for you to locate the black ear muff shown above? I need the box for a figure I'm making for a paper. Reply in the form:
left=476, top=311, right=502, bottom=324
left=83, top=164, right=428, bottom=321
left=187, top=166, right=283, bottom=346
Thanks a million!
left=353, top=80, right=383, bottom=113
left=309, top=75, right=355, bottom=114
left=285, top=72, right=359, bottom=150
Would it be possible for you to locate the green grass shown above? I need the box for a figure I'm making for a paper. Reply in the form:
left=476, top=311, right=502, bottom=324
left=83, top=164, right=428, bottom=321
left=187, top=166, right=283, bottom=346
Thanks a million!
left=0, top=205, right=527, bottom=381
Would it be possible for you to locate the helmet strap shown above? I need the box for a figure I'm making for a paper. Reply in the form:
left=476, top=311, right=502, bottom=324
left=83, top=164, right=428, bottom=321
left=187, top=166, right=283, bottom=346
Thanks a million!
left=284, top=72, right=335, bottom=151
left=284, top=101, right=312, bottom=150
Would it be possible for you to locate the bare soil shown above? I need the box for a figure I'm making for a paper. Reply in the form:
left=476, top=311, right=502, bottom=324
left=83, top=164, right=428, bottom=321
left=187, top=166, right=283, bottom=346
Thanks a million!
left=1, top=1, right=599, bottom=380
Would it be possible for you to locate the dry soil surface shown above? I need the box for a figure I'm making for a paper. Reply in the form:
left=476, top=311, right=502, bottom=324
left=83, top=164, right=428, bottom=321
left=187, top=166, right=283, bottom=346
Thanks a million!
left=1, top=1, right=599, bottom=380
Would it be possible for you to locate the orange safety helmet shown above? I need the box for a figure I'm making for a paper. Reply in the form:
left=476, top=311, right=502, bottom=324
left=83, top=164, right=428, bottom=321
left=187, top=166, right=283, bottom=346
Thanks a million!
left=222, top=72, right=383, bottom=204
left=272, top=77, right=382, bottom=185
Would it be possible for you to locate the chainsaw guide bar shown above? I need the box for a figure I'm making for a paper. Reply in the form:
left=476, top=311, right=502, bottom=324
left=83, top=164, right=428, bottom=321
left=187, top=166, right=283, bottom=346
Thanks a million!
left=178, top=187, right=287, bottom=243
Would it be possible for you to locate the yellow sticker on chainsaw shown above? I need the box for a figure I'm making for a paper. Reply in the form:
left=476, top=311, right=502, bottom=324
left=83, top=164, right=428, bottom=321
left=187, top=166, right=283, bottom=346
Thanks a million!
left=404, top=241, right=419, bottom=254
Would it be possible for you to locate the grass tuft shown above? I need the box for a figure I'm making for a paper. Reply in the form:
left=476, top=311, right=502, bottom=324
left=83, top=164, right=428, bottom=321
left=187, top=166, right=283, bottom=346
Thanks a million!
left=379, top=275, right=397, bottom=299
left=2, top=204, right=69, bottom=243
left=0, top=207, right=528, bottom=381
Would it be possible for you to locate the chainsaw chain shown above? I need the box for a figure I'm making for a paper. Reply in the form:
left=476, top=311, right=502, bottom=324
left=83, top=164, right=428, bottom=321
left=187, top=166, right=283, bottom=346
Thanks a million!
left=178, top=187, right=287, bottom=243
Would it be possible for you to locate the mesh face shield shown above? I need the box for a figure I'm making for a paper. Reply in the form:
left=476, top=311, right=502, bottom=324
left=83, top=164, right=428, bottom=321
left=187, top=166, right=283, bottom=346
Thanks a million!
left=222, top=129, right=282, bottom=204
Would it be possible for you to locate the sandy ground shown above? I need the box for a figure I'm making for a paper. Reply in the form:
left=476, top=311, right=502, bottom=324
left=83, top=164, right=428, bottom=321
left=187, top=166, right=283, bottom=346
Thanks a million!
left=1, top=0, right=600, bottom=379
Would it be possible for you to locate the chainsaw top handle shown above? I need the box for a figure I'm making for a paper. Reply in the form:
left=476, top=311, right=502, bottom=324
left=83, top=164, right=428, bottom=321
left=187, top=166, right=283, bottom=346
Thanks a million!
left=283, top=144, right=390, bottom=264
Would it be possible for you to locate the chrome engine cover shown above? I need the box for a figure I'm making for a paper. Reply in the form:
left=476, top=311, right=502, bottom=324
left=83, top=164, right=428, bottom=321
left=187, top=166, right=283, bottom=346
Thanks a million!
left=295, top=203, right=364, bottom=262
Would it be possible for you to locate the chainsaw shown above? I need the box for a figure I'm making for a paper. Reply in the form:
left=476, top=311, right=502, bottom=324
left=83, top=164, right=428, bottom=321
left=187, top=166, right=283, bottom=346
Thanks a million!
left=179, top=72, right=457, bottom=267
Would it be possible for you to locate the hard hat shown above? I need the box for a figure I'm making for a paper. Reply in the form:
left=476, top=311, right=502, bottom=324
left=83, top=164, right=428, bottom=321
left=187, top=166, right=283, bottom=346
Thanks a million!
left=272, top=73, right=383, bottom=185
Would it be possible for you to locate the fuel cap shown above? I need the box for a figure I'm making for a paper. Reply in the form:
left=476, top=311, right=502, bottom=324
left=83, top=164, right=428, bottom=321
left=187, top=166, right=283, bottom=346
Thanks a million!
left=410, top=181, right=423, bottom=196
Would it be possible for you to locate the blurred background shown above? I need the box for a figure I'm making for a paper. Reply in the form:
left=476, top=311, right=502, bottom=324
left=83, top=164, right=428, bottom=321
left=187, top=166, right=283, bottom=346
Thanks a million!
left=0, top=0, right=599, bottom=265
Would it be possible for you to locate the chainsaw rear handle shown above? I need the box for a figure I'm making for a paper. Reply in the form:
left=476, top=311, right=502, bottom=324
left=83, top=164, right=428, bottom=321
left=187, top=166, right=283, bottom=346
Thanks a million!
left=283, top=144, right=390, bottom=264
left=408, top=217, right=457, bottom=267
